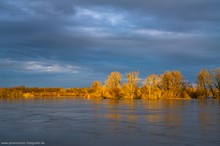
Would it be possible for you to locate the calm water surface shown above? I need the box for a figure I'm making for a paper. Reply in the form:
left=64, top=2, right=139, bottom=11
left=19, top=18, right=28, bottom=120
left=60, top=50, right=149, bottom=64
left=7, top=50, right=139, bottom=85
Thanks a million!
left=0, top=98, right=220, bottom=146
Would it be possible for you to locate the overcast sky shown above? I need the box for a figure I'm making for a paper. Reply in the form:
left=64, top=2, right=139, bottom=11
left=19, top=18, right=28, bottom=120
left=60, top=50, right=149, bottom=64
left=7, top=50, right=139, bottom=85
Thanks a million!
left=0, top=0, right=220, bottom=87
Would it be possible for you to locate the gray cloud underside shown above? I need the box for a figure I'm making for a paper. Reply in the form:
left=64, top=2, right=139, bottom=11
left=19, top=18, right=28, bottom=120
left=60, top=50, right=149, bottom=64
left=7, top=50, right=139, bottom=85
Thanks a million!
left=0, top=0, right=220, bottom=87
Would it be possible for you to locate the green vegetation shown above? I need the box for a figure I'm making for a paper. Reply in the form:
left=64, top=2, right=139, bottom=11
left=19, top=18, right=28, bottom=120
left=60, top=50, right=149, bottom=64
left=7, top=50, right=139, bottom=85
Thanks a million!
left=1, top=68, right=220, bottom=99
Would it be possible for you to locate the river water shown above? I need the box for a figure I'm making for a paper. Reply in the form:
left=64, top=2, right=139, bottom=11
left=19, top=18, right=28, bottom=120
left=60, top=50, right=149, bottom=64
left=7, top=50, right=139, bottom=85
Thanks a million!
left=0, top=98, right=220, bottom=146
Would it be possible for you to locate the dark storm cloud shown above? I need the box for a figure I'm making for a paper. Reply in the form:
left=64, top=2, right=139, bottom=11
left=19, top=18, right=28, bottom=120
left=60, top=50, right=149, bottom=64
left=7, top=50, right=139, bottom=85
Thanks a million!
left=0, top=0, right=220, bottom=87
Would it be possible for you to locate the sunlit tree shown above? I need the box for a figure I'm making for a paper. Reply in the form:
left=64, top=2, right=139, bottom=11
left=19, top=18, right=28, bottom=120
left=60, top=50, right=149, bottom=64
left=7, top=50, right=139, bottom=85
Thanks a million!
left=143, top=74, right=161, bottom=99
left=86, top=80, right=104, bottom=98
left=91, top=80, right=102, bottom=91
left=122, top=71, right=140, bottom=99
left=104, top=72, right=122, bottom=98
left=197, top=69, right=212, bottom=98
left=212, top=68, right=220, bottom=98
left=160, top=70, right=184, bottom=98
left=2, top=68, right=220, bottom=100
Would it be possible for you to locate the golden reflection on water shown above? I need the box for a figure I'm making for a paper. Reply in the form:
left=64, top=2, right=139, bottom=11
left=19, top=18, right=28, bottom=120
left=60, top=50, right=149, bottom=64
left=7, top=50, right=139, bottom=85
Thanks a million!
left=106, top=113, right=121, bottom=120
left=90, top=99, right=188, bottom=127
left=123, top=99, right=138, bottom=109
left=1, top=98, right=219, bottom=128
left=142, top=100, right=163, bottom=109
left=108, top=99, right=120, bottom=107
left=106, top=100, right=121, bottom=121
left=127, top=114, right=138, bottom=122
left=1, top=97, right=220, bottom=141
left=141, top=100, right=184, bottom=125
left=146, top=114, right=161, bottom=123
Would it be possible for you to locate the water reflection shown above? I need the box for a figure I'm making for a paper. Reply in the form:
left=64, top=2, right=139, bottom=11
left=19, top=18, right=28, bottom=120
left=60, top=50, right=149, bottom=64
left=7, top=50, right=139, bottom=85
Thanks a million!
left=106, top=100, right=139, bottom=122
left=107, top=113, right=121, bottom=121
left=146, top=114, right=162, bottom=123
left=127, top=114, right=138, bottom=122
left=0, top=98, right=220, bottom=146
left=91, top=99, right=189, bottom=125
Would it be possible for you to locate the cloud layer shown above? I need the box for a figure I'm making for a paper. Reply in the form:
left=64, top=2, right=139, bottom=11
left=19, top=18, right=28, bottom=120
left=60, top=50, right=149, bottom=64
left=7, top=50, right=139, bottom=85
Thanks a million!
left=0, top=0, right=220, bottom=87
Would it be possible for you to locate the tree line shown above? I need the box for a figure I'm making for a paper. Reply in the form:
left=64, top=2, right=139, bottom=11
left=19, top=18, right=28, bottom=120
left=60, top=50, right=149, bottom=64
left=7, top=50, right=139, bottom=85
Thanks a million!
left=86, top=68, right=220, bottom=99
left=0, top=86, right=88, bottom=99
left=0, top=68, right=219, bottom=99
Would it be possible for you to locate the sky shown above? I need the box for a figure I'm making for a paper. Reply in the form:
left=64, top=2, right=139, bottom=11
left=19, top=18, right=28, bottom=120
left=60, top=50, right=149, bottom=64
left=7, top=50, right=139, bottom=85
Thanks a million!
left=0, top=0, right=220, bottom=87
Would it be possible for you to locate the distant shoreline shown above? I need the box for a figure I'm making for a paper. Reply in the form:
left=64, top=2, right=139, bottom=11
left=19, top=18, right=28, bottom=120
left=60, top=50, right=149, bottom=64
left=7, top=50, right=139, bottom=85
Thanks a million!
left=1, top=68, right=220, bottom=100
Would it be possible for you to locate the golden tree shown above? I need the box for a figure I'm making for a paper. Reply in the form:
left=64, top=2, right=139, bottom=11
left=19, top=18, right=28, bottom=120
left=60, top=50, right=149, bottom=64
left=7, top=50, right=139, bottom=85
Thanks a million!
left=143, top=74, right=161, bottom=99
left=197, top=69, right=212, bottom=98
left=122, top=71, right=140, bottom=99
left=211, top=68, right=220, bottom=98
left=160, top=70, right=184, bottom=98
left=89, top=80, right=104, bottom=98
left=104, top=72, right=122, bottom=98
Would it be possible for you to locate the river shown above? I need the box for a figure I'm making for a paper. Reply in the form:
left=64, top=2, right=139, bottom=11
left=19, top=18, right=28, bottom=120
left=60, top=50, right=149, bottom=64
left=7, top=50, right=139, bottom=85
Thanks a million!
left=0, top=98, right=220, bottom=146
